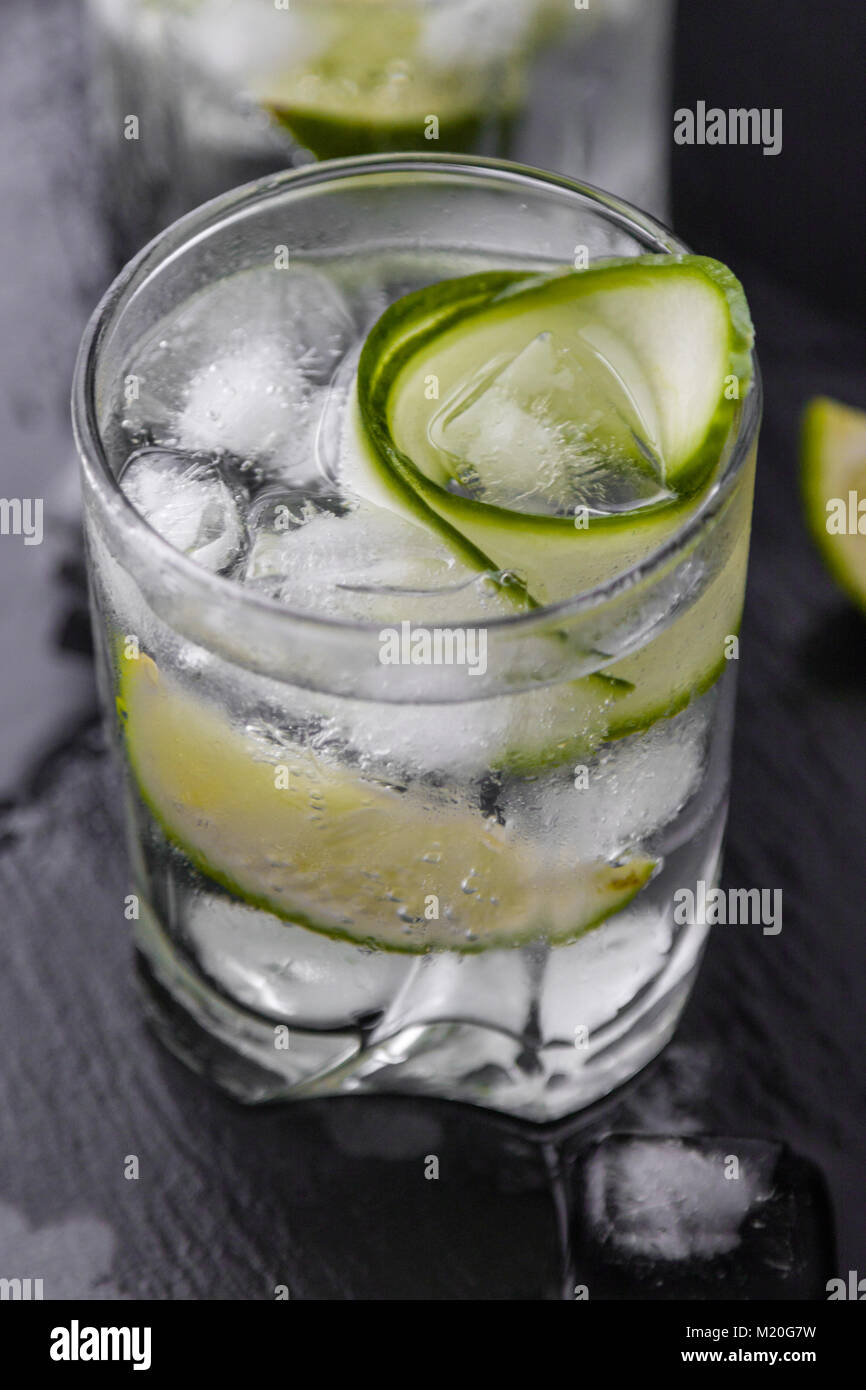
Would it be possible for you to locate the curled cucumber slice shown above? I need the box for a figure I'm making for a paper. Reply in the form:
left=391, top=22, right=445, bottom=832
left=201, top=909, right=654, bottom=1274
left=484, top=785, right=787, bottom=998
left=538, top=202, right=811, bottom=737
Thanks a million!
left=340, top=256, right=755, bottom=752
left=351, top=256, right=753, bottom=603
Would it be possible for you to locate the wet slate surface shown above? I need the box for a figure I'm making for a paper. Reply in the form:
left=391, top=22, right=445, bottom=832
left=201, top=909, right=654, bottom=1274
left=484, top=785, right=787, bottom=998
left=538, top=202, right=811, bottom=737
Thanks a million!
left=0, top=0, right=863, bottom=1298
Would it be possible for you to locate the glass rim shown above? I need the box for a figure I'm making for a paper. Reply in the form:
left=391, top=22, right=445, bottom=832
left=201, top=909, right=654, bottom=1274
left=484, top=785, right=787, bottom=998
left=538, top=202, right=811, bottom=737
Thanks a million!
left=72, top=151, right=762, bottom=641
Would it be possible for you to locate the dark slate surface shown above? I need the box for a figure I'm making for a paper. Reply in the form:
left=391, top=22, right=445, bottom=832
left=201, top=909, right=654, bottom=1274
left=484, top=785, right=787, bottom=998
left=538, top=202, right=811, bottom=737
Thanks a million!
left=0, top=0, right=863, bottom=1299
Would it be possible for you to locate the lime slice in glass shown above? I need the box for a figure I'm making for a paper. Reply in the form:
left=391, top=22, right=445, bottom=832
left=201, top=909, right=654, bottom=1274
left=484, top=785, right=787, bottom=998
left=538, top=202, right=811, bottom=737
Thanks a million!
left=118, top=653, right=655, bottom=952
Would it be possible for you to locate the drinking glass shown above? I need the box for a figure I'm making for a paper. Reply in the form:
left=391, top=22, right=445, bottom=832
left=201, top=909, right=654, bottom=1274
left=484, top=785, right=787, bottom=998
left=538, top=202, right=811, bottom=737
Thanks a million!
left=85, top=0, right=674, bottom=259
left=73, top=155, right=759, bottom=1120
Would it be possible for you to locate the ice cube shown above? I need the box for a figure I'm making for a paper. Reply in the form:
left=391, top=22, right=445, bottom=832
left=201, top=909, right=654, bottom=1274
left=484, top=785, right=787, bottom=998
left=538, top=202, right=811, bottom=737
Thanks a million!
left=539, top=902, right=674, bottom=1042
left=587, top=1137, right=774, bottom=1262
left=572, top=1136, right=835, bottom=1299
left=242, top=490, right=510, bottom=624
left=270, top=658, right=512, bottom=782
left=119, top=446, right=247, bottom=574
left=175, top=1, right=333, bottom=86
left=183, top=894, right=412, bottom=1028
left=175, top=340, right=313, bottom=468
left=429, top=330, right=670, bottom=517
left=372, top=945, right=533, bottom=1040
left=121, top=266, right=355, bottom=486
left=239, top=491, right=516, bottom=781
left=241, top=486, right=521, bottom=781
left=316, top=349, right=358, bottom=488
left=501, top=705, right=707, bottom=861
left=419, top=0, right=535, bottom=70
left=319, top=695, right=512, bottom=784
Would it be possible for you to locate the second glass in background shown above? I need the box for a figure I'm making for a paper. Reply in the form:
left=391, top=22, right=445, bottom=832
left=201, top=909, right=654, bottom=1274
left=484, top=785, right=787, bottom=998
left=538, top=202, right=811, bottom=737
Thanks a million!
left=86, top=0, right=674, bottom=259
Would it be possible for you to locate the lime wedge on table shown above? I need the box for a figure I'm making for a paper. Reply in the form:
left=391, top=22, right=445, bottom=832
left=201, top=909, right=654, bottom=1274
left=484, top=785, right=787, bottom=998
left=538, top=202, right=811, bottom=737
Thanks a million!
left=118, top=654, right=655, bottom=953
left=802, top=397, right=866, bottom=611
left=342, top=255, right=756, bottom=743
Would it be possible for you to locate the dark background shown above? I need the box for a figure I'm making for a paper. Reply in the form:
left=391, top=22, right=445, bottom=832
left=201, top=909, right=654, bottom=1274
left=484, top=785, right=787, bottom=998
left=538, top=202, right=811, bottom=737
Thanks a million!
left=0, top=0, right=863, bottom=1299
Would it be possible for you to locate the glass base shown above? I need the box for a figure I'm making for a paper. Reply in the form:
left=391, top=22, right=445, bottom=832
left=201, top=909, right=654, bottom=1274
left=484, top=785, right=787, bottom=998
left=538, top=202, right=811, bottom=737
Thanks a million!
left=134, top=901, right=702, bottom=1122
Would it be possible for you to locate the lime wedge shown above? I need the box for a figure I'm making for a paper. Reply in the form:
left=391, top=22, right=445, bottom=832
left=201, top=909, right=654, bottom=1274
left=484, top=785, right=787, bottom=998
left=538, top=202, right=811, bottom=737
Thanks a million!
left=253, top=9, right=523, bottom=160
left=118, top=653, right=655, bottom=953
left=802, top=396, right=866, bottom=611
left=265, top=108, right=498, bottom=163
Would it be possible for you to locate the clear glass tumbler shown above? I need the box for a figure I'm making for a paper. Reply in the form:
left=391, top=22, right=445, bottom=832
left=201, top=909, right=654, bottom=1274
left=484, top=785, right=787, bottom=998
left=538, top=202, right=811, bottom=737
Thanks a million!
left=85, top=0, right=674, bottom=259
left=73, top=156, right=759, bottom=1121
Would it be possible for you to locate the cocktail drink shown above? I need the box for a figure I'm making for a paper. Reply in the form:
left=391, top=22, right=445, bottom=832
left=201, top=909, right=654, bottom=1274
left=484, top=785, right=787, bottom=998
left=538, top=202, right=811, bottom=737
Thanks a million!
left=73, top=158, right=759, bottom=1120
left=86, top=0, right=673, bottom=257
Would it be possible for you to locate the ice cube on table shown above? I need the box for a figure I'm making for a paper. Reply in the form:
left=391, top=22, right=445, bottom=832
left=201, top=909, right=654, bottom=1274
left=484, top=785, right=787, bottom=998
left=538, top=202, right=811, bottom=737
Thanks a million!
left=119, top=447, right=247, bottom=574
left=587, top=1136, right=775, bottom=1262
left=430, top=330, right=670, bottom=517
left=572, top=1136, right=835, bottom=1299
left=121, top=266, right=355, bottom=487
